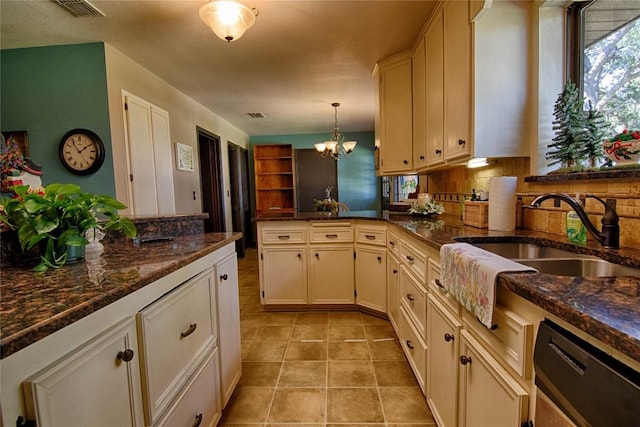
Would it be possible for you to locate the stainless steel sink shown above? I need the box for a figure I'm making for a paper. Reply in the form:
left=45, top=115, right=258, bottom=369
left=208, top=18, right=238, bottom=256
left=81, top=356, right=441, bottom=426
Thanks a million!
left=467, top=241, right=639, bottom=277
left=470, top=242, right=592, bottom=259
left=517, top=258, right=640, bottom=278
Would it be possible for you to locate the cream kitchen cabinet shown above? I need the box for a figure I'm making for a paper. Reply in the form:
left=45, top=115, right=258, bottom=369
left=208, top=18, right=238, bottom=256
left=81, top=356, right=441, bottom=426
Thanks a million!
left=261, top=246, right=308, bottom=304
left=426, top=294, right=462, bottom=427
left=376, top=51, right=413, bottom=174
left=22, top=317, right=144, bottom=427
left=355, top=223, right=387, bottom=313
left=309, top=245, right=355, bottom=304
left=425, top=7, right=445, bottom=167
left=355, top=245, right=387, bottom=313
left=458, top=330, right=529, bottom=427
left=386, top=250, right=401, bottom=332
left=412, top=35, right=427, bottom=169
left=215, top=253, right=242, bottom=407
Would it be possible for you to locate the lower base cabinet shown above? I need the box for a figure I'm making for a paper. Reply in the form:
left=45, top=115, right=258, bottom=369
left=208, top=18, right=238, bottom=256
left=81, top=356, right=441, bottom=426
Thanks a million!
left=458, top=330, right=529, bottom=427
left=386, top=252, right=401, bottom=331
left=355, top=245, right=387, bottom=312
left=22, top=317, right=144, bottom=427
left=309, top=245, right=355, bottom=304
left=398, top=306, right=427, bottom=392
left=427, top=294, right=462, bottom=427
left=261, top=246, right=308, bottom=304
left=155, top=347, right=221, bottom=427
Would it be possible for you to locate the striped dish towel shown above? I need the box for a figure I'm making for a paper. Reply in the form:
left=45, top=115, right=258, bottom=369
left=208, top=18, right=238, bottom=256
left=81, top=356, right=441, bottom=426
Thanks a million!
left=440, top=243, right=537, bottom=328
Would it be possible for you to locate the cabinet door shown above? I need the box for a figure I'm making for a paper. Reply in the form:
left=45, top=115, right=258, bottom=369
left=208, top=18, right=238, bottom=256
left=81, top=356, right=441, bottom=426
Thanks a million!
left=355, top=246, right=387, bottom=313
left=387, top=252, right=401, bottom=331
left=412, top=36, right=427, bottom=169
left=379, top=54, right=413, bottom=173
left=216, top=253, right=242, bottom=407
left=309, top=245, right=355, bottom=304
left=23, top=317, right=144, bottom=427
left=425, top=8, right=445, bottom=167
left=458, top=330, right=528, bottom=427
left=262, top=246, right=308, bottom=304
left=444, top=0, right=472, bottom=162
left=427, top=295, right=462, bottom=427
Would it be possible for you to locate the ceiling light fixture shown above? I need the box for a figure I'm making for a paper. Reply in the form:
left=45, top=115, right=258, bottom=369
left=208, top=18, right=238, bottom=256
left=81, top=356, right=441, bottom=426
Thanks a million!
left=314, top=103, right=357, bottom=160
left=199, top=0, right=258, bottom=43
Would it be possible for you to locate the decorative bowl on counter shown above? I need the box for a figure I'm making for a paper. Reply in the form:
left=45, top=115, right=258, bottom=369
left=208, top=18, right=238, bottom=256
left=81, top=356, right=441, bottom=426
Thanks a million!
left=603, top=130, right=640, bottom=165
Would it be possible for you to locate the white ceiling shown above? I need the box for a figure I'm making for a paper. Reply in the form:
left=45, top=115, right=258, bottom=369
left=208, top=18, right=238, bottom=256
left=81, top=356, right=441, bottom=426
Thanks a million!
left=0, top=0, right=437, bottom=136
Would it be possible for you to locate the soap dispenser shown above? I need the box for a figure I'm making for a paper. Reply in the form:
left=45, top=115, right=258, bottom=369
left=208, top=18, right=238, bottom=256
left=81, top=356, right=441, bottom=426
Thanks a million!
left=566, top=194, right=587, bottom=244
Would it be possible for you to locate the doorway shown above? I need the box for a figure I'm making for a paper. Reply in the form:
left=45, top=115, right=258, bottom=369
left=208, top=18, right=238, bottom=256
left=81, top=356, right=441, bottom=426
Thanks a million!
left=198, top=127, right=225, bottom=233
left=228, top=142, right=252, bottom=257
left=295, top=149, right=338, bottom=212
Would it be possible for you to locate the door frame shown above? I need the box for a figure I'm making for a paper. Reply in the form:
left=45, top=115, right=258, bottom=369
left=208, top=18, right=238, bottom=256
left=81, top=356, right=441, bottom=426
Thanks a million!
left=197, top=127, right=225, bottom=233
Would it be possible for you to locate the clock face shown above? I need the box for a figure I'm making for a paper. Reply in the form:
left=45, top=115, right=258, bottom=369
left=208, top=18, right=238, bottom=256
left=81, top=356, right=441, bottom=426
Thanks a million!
left=59, top=129, right=105, bottom=175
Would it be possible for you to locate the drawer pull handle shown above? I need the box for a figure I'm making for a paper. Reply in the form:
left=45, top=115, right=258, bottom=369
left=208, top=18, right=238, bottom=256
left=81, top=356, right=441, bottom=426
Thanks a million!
left=278, top=235, right=290, bottom=240
left=389, top=241, right=395, bottom=246
left=180, top=323, right=197, bottom=339
left=365, top=234, right=376, bottom=240
left=117, top=349, right=135, bottom=363
left=326, top=234, right=338, bottom=238
left=393, top=269, right=398, bottom=274
left=193, top=413, right=203, bottom=427
left=435, top=278, right=444, bottom=288
left=444, top=333, right=454, bottom=342
left=406, top=293, right=415, bottom=301
left=220, top=273, right=228, bottom=281
left=435, top=149, right=442, bottom=155
left=406, top=340, right=414, bottom=350
left=406, top=255, right=414, bottom=263
left=377, top=256, right=382, bottom=262
left=458, top=139, right=466, bottom=146
left=460, top=355, right=472, bottom=365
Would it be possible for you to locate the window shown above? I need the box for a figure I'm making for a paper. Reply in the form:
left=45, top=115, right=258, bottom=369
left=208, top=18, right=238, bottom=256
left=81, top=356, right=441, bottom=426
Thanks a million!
left=568, top=0, right=640, bottom=132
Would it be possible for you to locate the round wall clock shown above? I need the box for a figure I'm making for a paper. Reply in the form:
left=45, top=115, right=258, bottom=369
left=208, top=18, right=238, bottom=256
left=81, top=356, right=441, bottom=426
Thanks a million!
left=58, top=129, right=105, bottom=175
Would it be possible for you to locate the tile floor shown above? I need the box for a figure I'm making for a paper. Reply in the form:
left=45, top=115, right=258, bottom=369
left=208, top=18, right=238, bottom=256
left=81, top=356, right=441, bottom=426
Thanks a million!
left=220, top=247, right=436, bottom=426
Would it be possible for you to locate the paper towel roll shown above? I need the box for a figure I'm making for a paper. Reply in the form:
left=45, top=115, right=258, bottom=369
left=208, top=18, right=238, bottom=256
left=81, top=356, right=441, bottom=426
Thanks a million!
left=488, top=176, right=517, bottom=231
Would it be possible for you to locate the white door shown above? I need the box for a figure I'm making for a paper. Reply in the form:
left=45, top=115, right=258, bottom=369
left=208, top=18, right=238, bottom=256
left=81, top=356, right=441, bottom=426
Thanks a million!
left=123, top=92, right=176, bottom=215
left=309, top=245, right=355, bottom=304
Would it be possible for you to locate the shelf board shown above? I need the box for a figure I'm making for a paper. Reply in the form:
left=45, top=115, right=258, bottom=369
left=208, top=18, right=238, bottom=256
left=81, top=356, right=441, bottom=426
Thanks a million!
left=257, top=187, right=294, bottom=191
left=256, top=172, right=293, bottom=175
left=255, top=156, right=293, bottom=160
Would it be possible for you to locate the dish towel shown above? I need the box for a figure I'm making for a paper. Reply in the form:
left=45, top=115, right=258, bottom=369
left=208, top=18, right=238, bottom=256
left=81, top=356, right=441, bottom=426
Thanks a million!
left=440, top=243, right=537, bottom=328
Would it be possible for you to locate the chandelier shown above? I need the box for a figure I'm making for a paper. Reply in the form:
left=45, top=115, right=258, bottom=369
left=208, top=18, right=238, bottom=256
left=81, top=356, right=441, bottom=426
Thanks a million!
left=199, top=1, right=259, bottom=42
left=314, top=103, right=357, bottom=160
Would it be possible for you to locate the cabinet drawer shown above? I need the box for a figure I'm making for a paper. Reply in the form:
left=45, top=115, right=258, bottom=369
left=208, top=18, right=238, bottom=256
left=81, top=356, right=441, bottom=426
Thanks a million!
left=310, top=227, right=354, bottom=243
left=400, top=240, right=427, bottom=283
left=399, top=306, right=427, bottom=393
left=262, top=228, right=307, bottom=244
left=155, top=347, right=221, bottom=427
left=355, top=225, right=387, bottom=246
left=428, top=259, right=460, bottom=316
left=462, top=306, right=533, bottom=379
left=400, top=266, right=427, bottom=338
left=137, top=269, right=215, bottom=424
left=387, top=229, right=402, bottom=257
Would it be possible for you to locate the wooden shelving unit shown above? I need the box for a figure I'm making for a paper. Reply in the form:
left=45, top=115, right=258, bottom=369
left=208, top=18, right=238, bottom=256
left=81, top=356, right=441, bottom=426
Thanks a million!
left=254, top=144, right=296, bottom=214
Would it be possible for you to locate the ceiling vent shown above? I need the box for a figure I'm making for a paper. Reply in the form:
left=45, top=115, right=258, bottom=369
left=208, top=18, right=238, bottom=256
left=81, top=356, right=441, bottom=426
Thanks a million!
left=51, top=0, right=105, bottom=17
left=247, top=113, right=266, bottom=119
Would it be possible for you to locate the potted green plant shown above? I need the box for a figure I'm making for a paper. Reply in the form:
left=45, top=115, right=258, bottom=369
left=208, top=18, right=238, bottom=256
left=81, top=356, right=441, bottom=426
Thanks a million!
left=0, top=183, right=136, bottom=271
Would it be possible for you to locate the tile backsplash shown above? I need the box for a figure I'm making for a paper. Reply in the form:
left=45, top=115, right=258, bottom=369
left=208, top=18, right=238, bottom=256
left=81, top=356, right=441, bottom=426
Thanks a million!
left=426, top=158, right=640, bottom=249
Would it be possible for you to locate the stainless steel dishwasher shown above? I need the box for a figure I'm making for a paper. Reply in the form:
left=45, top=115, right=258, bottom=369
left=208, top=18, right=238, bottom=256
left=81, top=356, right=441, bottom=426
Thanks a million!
left=534, top=319, right=640, bottom=427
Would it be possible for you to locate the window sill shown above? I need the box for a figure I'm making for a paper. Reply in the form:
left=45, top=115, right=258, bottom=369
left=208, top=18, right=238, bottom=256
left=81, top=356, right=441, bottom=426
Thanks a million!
left=525, top=168, right=640, bottom=183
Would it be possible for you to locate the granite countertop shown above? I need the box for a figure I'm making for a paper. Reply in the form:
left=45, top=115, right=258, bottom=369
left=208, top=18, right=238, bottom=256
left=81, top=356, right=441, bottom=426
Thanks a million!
left=256, top=211, right=640, bottom=363
left=0, top=232, right=241, bottom=359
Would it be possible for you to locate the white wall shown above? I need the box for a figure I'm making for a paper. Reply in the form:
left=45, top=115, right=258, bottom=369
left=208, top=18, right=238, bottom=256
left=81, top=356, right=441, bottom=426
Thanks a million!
left=104, top=43, right=249, bottom=230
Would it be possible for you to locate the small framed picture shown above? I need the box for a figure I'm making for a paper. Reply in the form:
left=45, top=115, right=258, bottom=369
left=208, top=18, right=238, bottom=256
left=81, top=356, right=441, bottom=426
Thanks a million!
left=176, top=142, right=194, bottom=172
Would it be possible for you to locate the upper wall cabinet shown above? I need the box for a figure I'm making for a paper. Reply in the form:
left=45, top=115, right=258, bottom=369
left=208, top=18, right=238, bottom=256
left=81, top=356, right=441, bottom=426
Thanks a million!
left=425, top=8, right=445, bottom=168
left=412, top=36, right=427, bottom=169
left=376, top=52, right=414, bottom=174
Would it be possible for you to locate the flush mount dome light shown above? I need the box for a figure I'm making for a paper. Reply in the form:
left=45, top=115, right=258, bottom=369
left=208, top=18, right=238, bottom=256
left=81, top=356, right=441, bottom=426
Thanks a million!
left=199, top=0, right=258, bottom=42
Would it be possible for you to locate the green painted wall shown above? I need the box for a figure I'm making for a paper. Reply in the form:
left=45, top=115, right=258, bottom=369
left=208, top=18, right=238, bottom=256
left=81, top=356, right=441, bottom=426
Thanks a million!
left=1, top=43, right=115, bottom=197
left=250, top=132, right=380, bottom=212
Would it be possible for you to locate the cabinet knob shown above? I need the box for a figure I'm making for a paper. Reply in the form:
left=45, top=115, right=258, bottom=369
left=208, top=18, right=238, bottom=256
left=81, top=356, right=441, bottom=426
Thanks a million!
left=298, top=253, right=302, bottom=259
left=444, top=333, right=454, bottom=342
left=419, top=155, right=425, bottom=160
left=220, top=273, right=228, bottom=281
left=403, top=160, right=408, bottom=164
left=192, top=413, right=203, bottom=427
left=458, top=139, right=466, bottom=146
left=377, top=256, right=382, bottom=262
left=315, top=253, right=320, bottom=259
left=435, top=149, right=442, bottom=155
left=393, top=269, right=398, bottom=274
left=117, top=349, right=135, bottom=363
left=406, top=293, right=415, bottom=301
left=180, top=323, right=198, bottom=339
left=406, top=340, right=414, bottom=350
left=460, top=355, right=472, bottom=365
left=389, top=241, right=395, bottom=247
left=406, top=255, right=414, bottom=263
